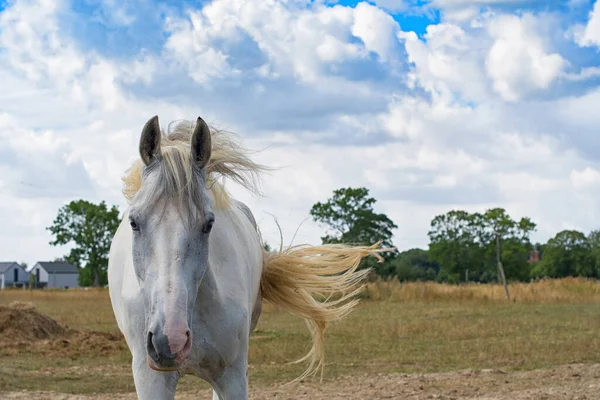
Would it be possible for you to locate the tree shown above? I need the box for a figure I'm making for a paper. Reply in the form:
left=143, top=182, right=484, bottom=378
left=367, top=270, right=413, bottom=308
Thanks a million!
left=428, top=208, right=536, bottom=284
left=428, top=210, right=484, bottom=283
left=310, top=187, right=397, bottom=247
left=588, top=230, right=600, bottom=277
left=480, top=208, right=536, bottom=296
left=310, top=187, right=398, bottom=276
left=532, top=230, right=593, bottom=278
left=47, top=200, right=121, bottom=287
left=393, top=249, right=438, bottom=282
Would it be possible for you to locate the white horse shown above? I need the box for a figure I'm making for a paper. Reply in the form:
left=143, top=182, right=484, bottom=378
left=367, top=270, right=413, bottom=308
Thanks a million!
left=108, top=115, right=388, bottom=399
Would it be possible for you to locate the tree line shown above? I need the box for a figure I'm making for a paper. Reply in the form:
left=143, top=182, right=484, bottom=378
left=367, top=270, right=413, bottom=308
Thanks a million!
left=309, top=187, right=600, bottom=283
left=46, top=187, right=599, bottom=287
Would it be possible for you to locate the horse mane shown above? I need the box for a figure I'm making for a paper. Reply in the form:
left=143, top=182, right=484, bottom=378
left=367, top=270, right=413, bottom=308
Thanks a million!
left=121, top=120, right=267, bottom=209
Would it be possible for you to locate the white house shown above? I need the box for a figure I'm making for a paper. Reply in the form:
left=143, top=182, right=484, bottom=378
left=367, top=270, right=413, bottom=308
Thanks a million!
left=0, top=262, right=29, bottom=289
left=28, top=261, right=80, bottom=289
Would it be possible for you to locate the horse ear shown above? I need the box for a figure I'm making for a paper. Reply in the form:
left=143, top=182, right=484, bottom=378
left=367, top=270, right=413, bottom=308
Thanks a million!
left=139, top=115, right=162, bottom=166
left=191, top=117, right=212, bottom=169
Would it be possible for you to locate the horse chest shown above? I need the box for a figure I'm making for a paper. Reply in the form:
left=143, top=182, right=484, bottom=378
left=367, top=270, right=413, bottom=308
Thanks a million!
left=184, top=306, right=249, bottom=377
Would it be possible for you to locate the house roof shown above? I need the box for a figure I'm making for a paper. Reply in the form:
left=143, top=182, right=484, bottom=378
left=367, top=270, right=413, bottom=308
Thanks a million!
left=0, top=262, right=22, bottom=273
left=35, top=261, right=78, bottom=274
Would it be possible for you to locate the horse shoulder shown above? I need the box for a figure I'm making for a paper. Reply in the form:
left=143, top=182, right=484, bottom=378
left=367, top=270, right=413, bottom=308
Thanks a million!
left=232, top=199, right=257, bottom=230
left=230, top=201, right=263, bottom=332
left=108, top=214, right=145, bottom=347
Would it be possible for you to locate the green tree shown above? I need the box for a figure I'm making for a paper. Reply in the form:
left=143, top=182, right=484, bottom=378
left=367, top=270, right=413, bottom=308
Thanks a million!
left=479, top=208, right=537, bottom=282
left=532, top=230, right=593, bottom=278
left=310, top=187, right=397, bottom=247
left=47, top=200, right=121, bottom=287
left=588, top=230, right=600, bottom=276
left=310, top=187, right=398, bottom=276
left=393, top=248, right=438, bottom=282
left=428, top=210, right=484, bottom=283
left=428, top=208, right=536, bottom=283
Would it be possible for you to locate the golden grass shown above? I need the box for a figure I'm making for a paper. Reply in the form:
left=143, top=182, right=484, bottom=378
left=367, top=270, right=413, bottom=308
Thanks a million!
left=1, top=278, right=600, bottom=394
left=363, top=276, right=600, bottom=303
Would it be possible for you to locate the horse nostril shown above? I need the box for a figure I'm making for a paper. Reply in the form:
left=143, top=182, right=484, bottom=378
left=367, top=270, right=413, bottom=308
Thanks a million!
left=146, top=331, right=158, bottom=361
left=182, top=329, right=192, bottom=353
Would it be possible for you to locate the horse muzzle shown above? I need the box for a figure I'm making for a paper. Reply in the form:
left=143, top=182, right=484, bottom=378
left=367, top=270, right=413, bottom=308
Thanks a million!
left=145, top=326, right=192, bottom=371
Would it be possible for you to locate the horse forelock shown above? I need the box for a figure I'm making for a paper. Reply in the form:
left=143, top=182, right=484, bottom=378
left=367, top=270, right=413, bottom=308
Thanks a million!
left=121, top=119, right=267, bottom=210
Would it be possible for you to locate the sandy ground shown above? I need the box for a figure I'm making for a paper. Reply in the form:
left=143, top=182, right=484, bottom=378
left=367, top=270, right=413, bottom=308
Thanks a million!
left=2, top=363, right=598, bottom=400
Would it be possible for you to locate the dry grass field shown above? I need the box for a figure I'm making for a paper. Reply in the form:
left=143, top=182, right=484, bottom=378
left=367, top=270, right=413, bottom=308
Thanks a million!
left=2, top=278, right=600, bottom=398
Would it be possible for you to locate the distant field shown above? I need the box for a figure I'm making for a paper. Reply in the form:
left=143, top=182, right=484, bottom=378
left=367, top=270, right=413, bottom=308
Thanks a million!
left=2, top=278, right=600, bottom=394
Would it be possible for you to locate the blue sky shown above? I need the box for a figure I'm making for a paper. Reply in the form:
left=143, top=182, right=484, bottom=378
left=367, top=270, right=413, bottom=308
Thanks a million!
left=60, top=0, right=440, bottom=58
left=36, top=1, right=600, bottom=65
left=2, top=0, right=600, bottom=264
left=48, top=1, right=600, bottom=72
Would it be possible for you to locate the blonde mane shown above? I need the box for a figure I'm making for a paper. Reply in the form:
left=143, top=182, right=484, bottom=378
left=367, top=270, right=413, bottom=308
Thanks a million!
left=122, top=120, right=267, bottom=209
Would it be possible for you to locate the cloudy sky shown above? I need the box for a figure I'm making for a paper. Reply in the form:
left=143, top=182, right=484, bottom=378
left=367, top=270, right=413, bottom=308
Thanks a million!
left=1, top=0, right=600, bottom=266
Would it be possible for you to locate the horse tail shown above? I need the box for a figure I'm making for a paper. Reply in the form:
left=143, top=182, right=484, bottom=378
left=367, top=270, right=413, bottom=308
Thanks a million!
left=259, top=241, right=391, bottom=382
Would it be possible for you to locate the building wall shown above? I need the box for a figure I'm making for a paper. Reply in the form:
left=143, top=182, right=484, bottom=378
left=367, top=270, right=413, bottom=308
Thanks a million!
left=3, top=264, right=29, bottom=285
left=47, top=272, right=80, bottom=289
left=31, top=264, right=49, bottom=284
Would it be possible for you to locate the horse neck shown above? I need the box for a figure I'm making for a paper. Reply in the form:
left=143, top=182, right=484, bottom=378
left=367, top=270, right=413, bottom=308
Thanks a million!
left=196, top=259, right=220, bottom=308
left=194, top=205, right=233, bottom=307
left=194, top=198, right=261, bottom=312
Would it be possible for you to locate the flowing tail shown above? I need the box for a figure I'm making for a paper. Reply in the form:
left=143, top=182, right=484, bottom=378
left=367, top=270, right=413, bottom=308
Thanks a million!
left=259, top=241, right=393, bottom=382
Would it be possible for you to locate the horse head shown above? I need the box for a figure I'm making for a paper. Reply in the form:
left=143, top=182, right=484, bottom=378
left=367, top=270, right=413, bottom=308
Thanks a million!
left=128, top=115, right=214, bottom=371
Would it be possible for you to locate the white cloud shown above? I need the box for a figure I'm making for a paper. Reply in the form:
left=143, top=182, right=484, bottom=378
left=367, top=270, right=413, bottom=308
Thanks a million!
left=427, top=0, right=535, bottom=23
left=561, top=66, right=600, bottom=81
left=164, top=0, right=401, bottom=84
left=351, top=2, right=400, bottom=62
left=571, top=167, right=600, bottom=188
left=400, top=12, right=568, bottom=103
left=576, top=0, right=600, bottom=47
left=441, top=6, right=481, bottom=23
left=399, top=23, right=491, bottom=103
left=0, top=112, right=96, bottom=264
left=163, top=8, right=240, bottom=84
left=0, top=0, right=158, bottom=113
left=0, top=0, right=84, bottom=85
left=486, top=14, right=566, bottom=102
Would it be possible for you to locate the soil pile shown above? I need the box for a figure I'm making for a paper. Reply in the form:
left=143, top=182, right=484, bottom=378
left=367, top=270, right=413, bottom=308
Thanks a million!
left=0, top=302, right=125, bottom=357
left=59, top=330, right=125, bottom=356
left=0, top=302, right=67, bottom=340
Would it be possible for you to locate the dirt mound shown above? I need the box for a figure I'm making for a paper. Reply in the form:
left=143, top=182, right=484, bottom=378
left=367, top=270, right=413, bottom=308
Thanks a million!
left=56, top=330, right=126, bottom=356
left=0, top=303, right=67, bottom=340
left=0, top=303, right=126, bottom=358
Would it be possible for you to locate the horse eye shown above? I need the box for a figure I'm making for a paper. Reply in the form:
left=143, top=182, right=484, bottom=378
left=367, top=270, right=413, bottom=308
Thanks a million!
left=130, top=219, right=140, bottom=231
left=202, top=218, right=214, bottom=234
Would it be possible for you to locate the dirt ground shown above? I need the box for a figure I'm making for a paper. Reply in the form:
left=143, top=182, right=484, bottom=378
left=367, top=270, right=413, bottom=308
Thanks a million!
left=2, top=363, right=598, bottom=399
